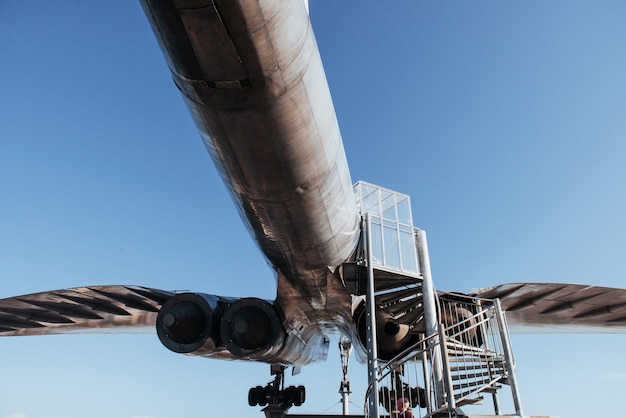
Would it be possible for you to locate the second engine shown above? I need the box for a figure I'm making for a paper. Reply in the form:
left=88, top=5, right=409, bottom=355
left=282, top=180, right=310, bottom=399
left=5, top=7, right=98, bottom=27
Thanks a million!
left=156, top=293, right=286, bottom=362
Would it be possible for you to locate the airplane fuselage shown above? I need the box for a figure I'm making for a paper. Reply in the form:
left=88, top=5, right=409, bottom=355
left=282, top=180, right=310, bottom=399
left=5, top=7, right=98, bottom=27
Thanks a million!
left=141, top=0, right=360, bottom=363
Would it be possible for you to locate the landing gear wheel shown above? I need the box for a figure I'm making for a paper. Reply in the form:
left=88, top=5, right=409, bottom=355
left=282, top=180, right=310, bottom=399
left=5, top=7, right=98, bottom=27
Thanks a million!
left=282, top=386, right=294, bottom=407
left=293, top=385, right=305, bottom=406
left=248, top=366, right=306, bottom=409
left=248, top=387, right=258, bottom=406
left=248, top=385, right=265, bottom=406
left=258, top=386, right=271, bottom=406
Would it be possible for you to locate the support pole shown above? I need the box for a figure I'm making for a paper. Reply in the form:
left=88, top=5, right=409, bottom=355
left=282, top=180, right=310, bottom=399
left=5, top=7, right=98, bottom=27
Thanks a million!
left=439, top=321, right=456, bottom=412
left=416, top=229, right=445, bottom=410
left=421, top=349, right=431, bottom=412
left=477, top=300, right=501, bottom=415
left=494, top=298, right=524, bottom=417
left=365, top=214, right=380, bottom=418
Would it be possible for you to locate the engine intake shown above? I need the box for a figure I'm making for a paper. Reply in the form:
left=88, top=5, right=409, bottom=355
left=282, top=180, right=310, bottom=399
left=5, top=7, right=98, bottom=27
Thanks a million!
left=220, top=298, right=285, bottom=360
left=356, top=308, right=420, bottom=361
left=156, top=293, right=220, bottom=354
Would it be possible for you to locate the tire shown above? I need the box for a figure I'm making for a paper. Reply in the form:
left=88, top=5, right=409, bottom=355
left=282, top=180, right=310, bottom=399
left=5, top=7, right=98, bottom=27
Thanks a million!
left=248, top=387, right=258, bottom=406
left=293, top=385, right=305, bottom=406
left=282, top=386, right=294, bottom=407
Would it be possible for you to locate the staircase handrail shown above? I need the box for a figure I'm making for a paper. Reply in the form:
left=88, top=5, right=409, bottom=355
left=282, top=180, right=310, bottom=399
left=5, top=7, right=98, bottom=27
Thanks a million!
left=364, top=295, right=516, bottom=417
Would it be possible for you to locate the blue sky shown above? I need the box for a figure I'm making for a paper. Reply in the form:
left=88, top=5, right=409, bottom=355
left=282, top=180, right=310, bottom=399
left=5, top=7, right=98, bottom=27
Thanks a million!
left=1, top=1, right=625, bottom=417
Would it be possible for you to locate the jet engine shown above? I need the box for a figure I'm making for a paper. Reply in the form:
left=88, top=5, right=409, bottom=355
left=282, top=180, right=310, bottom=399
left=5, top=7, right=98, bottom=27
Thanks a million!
left=220, top=298, right=285, bottom=360
left=353, top=301, right=420, bottom=361
left=156, top=292, right=222, bottom=354
left=157, top=294, right=287, bottom=361
left=353, top=294, right=484, bottom=360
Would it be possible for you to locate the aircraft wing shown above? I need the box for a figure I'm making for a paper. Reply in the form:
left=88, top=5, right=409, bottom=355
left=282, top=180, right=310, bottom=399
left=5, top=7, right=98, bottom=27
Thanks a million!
left=473, top=282, right=626, bottom=333
left=0, top=286, right=173, bottom=336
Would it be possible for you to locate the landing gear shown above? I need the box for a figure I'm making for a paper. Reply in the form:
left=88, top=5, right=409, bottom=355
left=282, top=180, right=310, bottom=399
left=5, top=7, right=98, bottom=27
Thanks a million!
left=248, top=384, right=305, bottom=407
left=249, top=385, right=269, bottom=407
left=284, top=385, right=306, bottom=407
left=248, top=365, right=306, bottom=414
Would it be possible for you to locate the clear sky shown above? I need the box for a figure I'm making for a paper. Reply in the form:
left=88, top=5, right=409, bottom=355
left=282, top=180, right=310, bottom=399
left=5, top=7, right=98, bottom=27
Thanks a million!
left=1, top=1, right=625, bottom=417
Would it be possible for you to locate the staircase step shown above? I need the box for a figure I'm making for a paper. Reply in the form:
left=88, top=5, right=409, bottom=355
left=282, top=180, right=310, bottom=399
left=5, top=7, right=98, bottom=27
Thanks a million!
left=453, top=377, right=494, bottom=392
left=383, top=296, right=423, bottom=319
left=374, top=276, right=421, bottom=292
left=446, top=341, right=503, bottom=356
left=478, top=384, right=502, bottom=393
left=447, top=352, right=503, bottom=361
left=450, top=363, right=504, bottom=372
left=456, top=396, right=483, bottom=407
left=447, top=355, right=505, bottom=365
left=452, top=369, right=494, bottom=381
left=376, top=287, right=421, bottom=305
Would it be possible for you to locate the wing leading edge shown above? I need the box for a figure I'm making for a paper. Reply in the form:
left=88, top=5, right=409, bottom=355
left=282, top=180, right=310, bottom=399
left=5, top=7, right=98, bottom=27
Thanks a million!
left=473, top=282, right=626, bottom=333
left=0, top=286, right=172, bottom=336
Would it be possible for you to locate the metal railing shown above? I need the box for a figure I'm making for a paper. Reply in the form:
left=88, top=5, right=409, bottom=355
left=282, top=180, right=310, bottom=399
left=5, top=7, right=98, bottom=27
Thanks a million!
left=364, top=295, right=521, bottom=417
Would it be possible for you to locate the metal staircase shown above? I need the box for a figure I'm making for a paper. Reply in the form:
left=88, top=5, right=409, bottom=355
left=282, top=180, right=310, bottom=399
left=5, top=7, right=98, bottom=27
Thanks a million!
left=353, top=182, right=527, bottom=418
left=363, top=286, right=524, bottom=418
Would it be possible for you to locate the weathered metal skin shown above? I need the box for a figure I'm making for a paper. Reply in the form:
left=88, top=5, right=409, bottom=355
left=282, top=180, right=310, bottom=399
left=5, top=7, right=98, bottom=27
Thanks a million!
left=141, top=0, right=359, bottom=282
left=138, top=0, right=360, bottom=363
left=0, top=0, right=360, bottom=367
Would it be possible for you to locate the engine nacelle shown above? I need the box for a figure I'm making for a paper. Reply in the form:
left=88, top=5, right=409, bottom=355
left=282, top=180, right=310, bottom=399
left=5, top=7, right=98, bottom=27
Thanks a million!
left=220, top=298, right=285, bottom=360
left=353, top=301, right=420, bottom=361
left=156, top=292, right=221, bottom=354
left=157, top=293, right=319, bottom=364
left=353, top=298, right=485, bottom=361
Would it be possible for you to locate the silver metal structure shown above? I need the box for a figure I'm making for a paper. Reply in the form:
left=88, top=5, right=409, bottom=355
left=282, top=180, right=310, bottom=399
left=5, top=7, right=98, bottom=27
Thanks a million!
left=494, top=298, right=524, bottom=417
left=417, top=229, right=445, bottom=410
left=365, top=214, right=380, bottom=418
